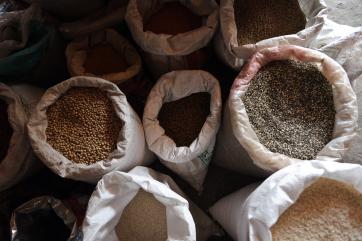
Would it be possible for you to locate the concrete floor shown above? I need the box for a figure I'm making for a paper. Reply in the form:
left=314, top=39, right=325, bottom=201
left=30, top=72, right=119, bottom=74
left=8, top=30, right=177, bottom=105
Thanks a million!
left=325, top=0, right=362, bottom=27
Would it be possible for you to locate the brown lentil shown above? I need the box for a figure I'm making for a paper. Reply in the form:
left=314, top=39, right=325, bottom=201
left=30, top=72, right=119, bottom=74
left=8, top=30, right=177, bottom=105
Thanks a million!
left=46, top=87, right=122, bottom=165
left=158, top=92, right=210, bottom=147
left=234, top=0, right=306, bottom=45
left=271, top=178, right=362, bottom=241
left=84, top=44, right=129, bottom=76
left=115, top=189, right=167, bottom=241
left=243, top=60, right=335, bottom=160
left=0, top=99, right=12, bottom=162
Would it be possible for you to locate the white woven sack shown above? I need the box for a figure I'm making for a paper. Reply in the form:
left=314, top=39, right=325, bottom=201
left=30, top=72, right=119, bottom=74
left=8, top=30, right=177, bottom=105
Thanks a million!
left=27, top=76, right=154, bottom=183
left=213, top=45, right=358, bottom=177
left=143, top=70, right=222, bottom=191
left=210, top=161, right=362, bottom=241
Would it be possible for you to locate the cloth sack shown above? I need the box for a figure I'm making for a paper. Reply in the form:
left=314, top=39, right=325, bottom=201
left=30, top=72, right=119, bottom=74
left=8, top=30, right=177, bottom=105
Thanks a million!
left=143, top=70, right=222, bottom=191
left=125, top=0, right=219, bottom=79
left=27, top=76, right=154, bottom=183
left=213, top=45, right=358, bottom=177
left=82, top=166, right=220, bottom=241
left=214, top=0, right=326, bottom=70
left=210, top=161, right=362, bottom=241
left=66, top=29, right=142, bottom=85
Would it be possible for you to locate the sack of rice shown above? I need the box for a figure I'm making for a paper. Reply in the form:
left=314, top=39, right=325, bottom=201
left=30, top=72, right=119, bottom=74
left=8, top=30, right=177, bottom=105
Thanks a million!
left=143, top=70, right=222, bottom=191
left=66, top=29, right=142, bottom=85
left=125, top=0, right=218, bottom=79
left=82, top=166, right=221, bottom=241
left=214, top=0, right=326, bottom=69
left=11, top=196, right=79, bottom=241
left=210, top=161, right=362, bottom=241
left=27, top=76, right=154, bottom=183
left=213, top=45, right=358, bottom=177
left=0, top=83, right=43, bottom=191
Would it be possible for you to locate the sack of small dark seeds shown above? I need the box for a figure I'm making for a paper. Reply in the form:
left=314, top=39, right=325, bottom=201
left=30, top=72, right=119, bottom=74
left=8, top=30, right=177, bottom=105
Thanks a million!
left=213, top=45, right=358, bottom=177
left=125, top=0, right=218, bottom=79
left=66, top=29, right=142, bottom=85
left=82, top=166, right=221, bottom=241
left=214, top=0, right=326, bottom=69
left=143, top=70, right=222, bottom=192
left=27, top=76, right=155, bottom=183
left=0, top=83, right=43, bottom=191
left=11, top=196, right=79, bottom=241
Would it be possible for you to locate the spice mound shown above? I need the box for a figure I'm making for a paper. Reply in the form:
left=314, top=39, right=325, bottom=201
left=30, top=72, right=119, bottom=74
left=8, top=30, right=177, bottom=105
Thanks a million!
left=144, top=2, right=202, bottom=35
left=0, top=99, right=13, bottom=162
left=115, top=189, right=168, bottom=241
left=46, top=87, right=122, bottom=165
left=158, top=92, right=210, bottom=147
left=271, top=178, right=362, bottom=241
left=243, top=60, right=335, bottom=160
left=84, top=44, right=129, bottom=76
left=234, top=0, right=306, bottom=45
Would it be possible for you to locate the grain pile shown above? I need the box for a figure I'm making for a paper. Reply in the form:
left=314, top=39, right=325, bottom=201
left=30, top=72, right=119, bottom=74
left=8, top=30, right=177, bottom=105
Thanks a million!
left=84, top=44, right=129, bottom=75
left=0, top=99, right=12, bottom=162
left=46, top=87, right=122, bottom=165
left=158, top=92, right=210, bottom=147
left=271, top=178, right=362, bottom=241
left=115, top=189, right=167, bottom=241
left=243, top=60, right=335, bottom=160
left=144, top=2, right=202, bottom=35
left=234, top=0, right=306, bottom=45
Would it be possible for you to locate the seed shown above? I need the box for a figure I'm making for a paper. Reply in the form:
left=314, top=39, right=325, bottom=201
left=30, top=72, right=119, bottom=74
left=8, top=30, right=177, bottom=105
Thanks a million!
left=234, top=0, right=306, bottom=45
left=46, top=87, right=122, bottom=165
left=271, top=178, right=362, bottom=241
left=0, top=99, right=12, bottom=163
left=84, top=44, right=129, bottom=76
left=158, top=92, right=210, bottom=147
left=243, top=60, right=335, bottom=160
left=115, top=189, right=167, bottom=241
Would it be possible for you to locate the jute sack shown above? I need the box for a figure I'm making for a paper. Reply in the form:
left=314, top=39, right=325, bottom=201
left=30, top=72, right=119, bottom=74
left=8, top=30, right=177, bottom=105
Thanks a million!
left=213, top=45, right=358, bottom=177
left=0, top=83, right=43, bottom=191
left=143, top=70, right=222, bottom=191
left=214, top=0, right=326, bottom=70
left=27, top=76, right=154, bottom=183
left=82, top=166, right=220, bottom=241
left=210, top=161, right=362, bottom=241
left=125, top=0, right=218, bottom=79
left=66, top=29, right=142, bottom=85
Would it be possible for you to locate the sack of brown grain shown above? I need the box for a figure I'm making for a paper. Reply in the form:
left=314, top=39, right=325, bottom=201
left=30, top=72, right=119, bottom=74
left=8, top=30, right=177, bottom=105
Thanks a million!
left=27, top=76, right=155, bottom=183
left=0, top=83, right=43, bottom=191
left=210, top=161, right=362, bottom=241
left=213, top=45, right=358, bottom=177
left=82, top=166, right=221, bottom=241
left=143, top=70, right=222, bottom=192
left=125, top=0, right=218, bottom=79
left=66, top=29, right=142, bottom=85
left=215, top=0, right=326, bottom=69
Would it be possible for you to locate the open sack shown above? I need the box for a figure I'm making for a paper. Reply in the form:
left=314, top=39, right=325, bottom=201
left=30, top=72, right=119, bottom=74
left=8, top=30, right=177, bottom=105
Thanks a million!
left=27, top=76, right=154, bottom=183
left=213, top=45, right=358, bottom=177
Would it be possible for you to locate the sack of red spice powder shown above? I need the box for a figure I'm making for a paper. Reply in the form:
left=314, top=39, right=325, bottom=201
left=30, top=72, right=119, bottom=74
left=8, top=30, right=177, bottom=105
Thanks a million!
left=0, top=83, right=43, bottom=191
left=143, top=70, right=222, bottom=192
left=125, top=0, right=219, bottom=79
left=66, top=28, right=142, bottom=85
left=213, top=45, right=358, bottom=177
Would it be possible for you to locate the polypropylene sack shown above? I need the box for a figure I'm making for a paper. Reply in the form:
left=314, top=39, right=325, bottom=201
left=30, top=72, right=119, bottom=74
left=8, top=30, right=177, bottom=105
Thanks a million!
left=66, top=29, right=142, bottom=85
left=143, top=70, right=222, bottom=191
left=125, top=0, right=219, bottom=79
left=27, top=76, right=155, bottom=183
left=213, top=45, right=358, bottom=177
left=11, top=196, right=79, bottom=241
left=214, top=0, right=326, bottom=70
left=210, top=161, right=362, bottom=241
left=82, top=166, right=220, bottom=241
left=0, top=83, right=42, bottom=191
